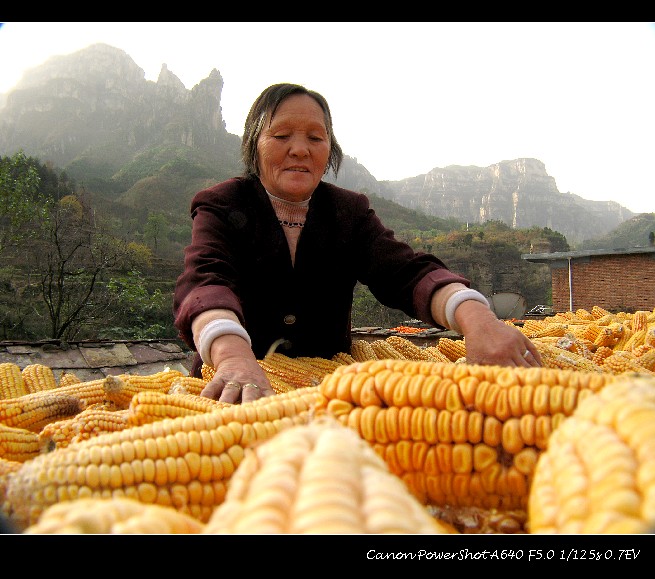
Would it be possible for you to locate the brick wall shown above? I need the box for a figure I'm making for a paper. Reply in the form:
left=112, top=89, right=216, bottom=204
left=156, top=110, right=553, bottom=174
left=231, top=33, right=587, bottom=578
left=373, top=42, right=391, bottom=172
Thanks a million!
left=551, top=253, right=655, bottom=313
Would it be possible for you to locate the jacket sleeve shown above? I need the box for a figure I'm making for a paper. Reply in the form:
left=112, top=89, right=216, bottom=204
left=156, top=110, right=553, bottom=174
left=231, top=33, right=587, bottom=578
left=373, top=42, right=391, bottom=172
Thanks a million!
left=172, top=179, right=247, bottom=349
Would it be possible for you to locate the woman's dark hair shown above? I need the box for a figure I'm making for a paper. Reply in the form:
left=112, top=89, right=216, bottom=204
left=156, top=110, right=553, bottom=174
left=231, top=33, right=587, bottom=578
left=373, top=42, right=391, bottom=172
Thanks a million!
left=241, top=83, right=343, bottom=178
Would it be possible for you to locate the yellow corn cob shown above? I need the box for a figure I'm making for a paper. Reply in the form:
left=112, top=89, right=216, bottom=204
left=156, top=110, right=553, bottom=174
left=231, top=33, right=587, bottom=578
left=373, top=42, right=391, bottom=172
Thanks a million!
left=556, top=335, right=594, bottom=359
left=201, top=363, right=215, bottom=382
left=574, top=308, right=594, bottom=321
left=262, top=373, right=297, bottom=394
left=591, top=305, right=612, bottom=319
left=350, top=339, right=377, bottom=362
left=4, top=386, right=322, bottom=531
left=630, top=310, right=649, bottom=332
left=580, top=323, right=602, bottom=343
left=591, top=345, right=614, bottom=366
left=620, top=328, right=647, bottom=352
left=167, top=377, right=207, bottom=396
left=0, top=424, right=43, bottom=462
left=103, top=371, right=187, bottom=409
left=633, top=349, right=655, bottom=372
left=385, top=336, right=439, bottom=362
left=1, top=457, right=22, bottom=519
left=263, top=353, right=331, bottom=386
left=534, top=343, right=605, bottom=373
left=23, top=496, right=205, bottom=534
left=258, top=359, right=316, bottom=389
left=519, top=319, right=549, bottom=336
left=645, top=328, right=655, bottom=349
left=58, top=370, right=82, bottom=388
left=423, top=346, right=453, bottom=363
left=591, top=326, right=617, bottom=348
left=528, top=374, right=655, bottom=534
left=612, top=327, right=634, bottom=351
left=437, top=338, right=467, bottom=362
left=21, top=364, right=57, bottom=393
left=202, top=417, right=455, bottom=534
left=369, top=339, right=405, bottom=360
left=315, top=359, right=617, bottom=512
left=295, top=356, right=343, bottom=375
left=332, top=352, right=357, bottom=365
left=0, top=391, right=82, bottom=432
left=39, top=402, right=130, bottom=450
left=602, top=350, right=654, bottom=375
left=127, top=390, right=229, bottom=426
left=0, top=363, right=27, bottom=400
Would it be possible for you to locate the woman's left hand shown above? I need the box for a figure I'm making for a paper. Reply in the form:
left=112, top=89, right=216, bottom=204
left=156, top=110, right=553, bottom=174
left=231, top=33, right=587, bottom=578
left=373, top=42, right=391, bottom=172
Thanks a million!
left=456, top=301, right=542, bottom=367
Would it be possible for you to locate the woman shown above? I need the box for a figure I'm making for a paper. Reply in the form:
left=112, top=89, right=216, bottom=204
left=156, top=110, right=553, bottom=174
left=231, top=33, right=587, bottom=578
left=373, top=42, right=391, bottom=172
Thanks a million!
left=173, top=83, right=541, bottom=403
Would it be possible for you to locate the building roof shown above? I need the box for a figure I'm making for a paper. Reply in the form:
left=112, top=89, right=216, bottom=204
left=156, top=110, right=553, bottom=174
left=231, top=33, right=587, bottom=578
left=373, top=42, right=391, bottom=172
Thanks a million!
left=522, top=246, right=655, bottom=264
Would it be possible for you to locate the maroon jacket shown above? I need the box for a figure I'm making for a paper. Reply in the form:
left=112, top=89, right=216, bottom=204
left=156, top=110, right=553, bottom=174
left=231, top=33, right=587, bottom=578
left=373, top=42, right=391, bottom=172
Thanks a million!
left=173, top=177, right=470, bottom=370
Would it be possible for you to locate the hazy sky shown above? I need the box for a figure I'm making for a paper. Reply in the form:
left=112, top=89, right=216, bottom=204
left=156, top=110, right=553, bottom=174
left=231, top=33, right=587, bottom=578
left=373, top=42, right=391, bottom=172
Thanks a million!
left=1, top=22, right=654, bottom=214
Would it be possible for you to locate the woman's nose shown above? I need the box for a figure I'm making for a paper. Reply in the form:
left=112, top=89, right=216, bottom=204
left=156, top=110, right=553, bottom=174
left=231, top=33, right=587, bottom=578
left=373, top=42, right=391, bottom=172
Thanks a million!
left=288, top=136, right=309, bottom=157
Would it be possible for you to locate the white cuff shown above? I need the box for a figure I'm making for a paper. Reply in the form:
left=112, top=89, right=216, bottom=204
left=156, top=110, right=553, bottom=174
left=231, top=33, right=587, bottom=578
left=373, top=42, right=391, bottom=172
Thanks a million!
left=197, top=319, right=252, bottom=366
left=444, top=289, right=490, bottom=334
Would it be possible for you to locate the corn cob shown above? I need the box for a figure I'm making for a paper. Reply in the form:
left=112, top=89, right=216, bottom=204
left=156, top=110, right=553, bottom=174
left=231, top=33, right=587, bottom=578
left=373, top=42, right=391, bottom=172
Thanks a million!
left=520, top=319, right=550, bottom=336
left=0, top=424, right=43, bottom=462
left=620, top=328, right=647, bottom=352
left=602, top=350, right=654, bottom=375
left=591, top=305, right=612, bottom=319
left=126, top=390, right=229, bottom=426
left=0, top=391, right=82, bottom=432
left=296, top=356, right=343, bottom=375
left=534, top=342, right=605, bottom=373
left=332, top=352, right=357, bottom=365
left=0, top=457, right=22, bottom=519
left=528, top=374, right=655, bottom=534
left=630, top=310, right=650, bottom=333
left=315, top=359, right=617, bottom=513
left=102, top=371, right=185, bottom=409
left=4, top=386, right=322, bottom=531
left=258, top=359, right=316, bottom=389
left=39, top=402, right=130, bottom=450
left=423, top=346, right=453, bottom=363
left=574, top=308, right=594, bottom=321
left=23, top=496, right=205, bottom=534
left=369, top=339, right=405, bottom=360
left=167, top=376, right=207, bottom=396
left=202, top=416, right=455, bottom=534
left=556, top=335, right=594, bottom=359
left=0, top=363, right=27, bottom=400
left=385, top=336, right=438, bottom=362
left=263, top=353, right=332, bottom=386
left=201, top=363, right=215, bottom=382
left=634, top=349, right=655, bottom=372
left=58, top=370, right=82, bottom=388
left=645, top=328, right=655, bottom=349
left=437, top=338, right=467, bottom=362
left=21, top=364, right=57, bottom=393
left=612, top=327, right=634, bottom=351
left=350, top=339, right=377, bottom=362
left=591, top=345, right=614, bottom=366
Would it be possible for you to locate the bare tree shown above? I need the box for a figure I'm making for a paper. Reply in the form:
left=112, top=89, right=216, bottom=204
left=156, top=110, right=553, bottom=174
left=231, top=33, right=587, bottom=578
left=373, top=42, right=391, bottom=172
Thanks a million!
left=25, top=195, right=152, bottom=340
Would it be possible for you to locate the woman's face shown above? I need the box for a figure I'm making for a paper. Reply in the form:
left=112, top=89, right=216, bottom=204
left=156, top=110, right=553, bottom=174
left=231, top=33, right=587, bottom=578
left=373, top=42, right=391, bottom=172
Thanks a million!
left=256, top=94, right=330, bottom=202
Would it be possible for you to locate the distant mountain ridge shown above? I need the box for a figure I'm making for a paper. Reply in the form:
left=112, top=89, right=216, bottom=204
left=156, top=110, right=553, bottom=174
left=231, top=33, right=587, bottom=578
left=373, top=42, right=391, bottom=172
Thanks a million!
left=0, top=43, right=638, bottom=245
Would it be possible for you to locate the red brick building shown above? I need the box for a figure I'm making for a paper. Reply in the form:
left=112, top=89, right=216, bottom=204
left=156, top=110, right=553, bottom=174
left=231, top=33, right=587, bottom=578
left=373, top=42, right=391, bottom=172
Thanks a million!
left=522, top=247, right=655, bottom=314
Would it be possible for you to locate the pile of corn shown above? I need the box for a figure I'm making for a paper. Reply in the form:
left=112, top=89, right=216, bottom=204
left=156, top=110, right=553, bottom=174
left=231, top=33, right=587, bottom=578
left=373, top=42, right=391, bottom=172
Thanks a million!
left=0, top=306, right=653, bottom=534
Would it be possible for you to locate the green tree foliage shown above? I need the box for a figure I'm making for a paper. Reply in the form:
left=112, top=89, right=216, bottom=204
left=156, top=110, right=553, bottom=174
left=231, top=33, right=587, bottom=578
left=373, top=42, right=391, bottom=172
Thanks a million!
left=0, top=151, right=51, bottom=253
